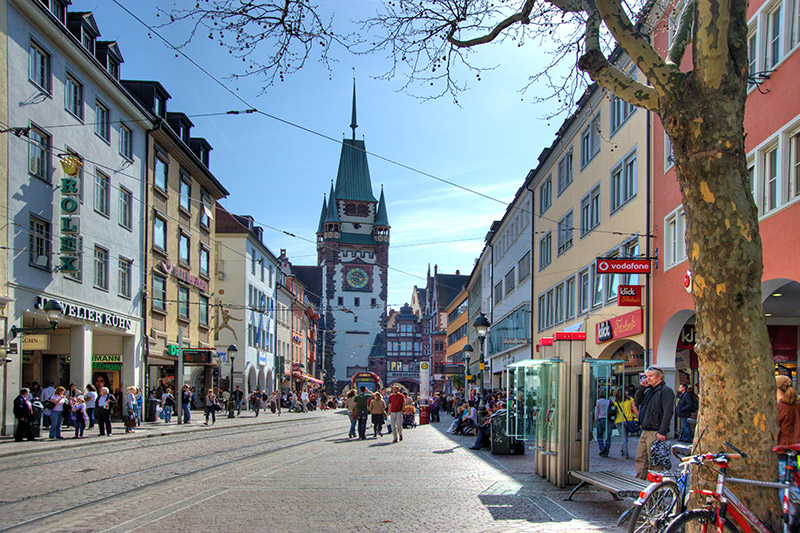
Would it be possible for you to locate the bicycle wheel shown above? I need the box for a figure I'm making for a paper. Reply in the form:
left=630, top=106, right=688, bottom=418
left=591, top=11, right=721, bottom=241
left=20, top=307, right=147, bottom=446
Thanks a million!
left=665, top=509, right=740, bottom=533
left=627, top=480, right=681, bottom=533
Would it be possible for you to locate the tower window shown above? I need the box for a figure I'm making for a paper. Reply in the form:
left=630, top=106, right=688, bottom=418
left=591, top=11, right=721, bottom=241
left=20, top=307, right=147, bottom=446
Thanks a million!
left=354, top=297, right=360, bottom=307
left=357, top=205, right=368, bottom=216
left=345, top=204, right=356, bottom=215
left=338, top=297, right=344, bottom=306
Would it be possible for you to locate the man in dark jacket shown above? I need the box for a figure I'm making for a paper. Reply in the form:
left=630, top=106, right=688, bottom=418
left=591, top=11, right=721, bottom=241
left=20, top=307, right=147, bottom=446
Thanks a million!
left=634, top=367, right=675, bottom=479
left=14, top=388, right=37, bottom=441
left=675, top=384, right=698, bottom=442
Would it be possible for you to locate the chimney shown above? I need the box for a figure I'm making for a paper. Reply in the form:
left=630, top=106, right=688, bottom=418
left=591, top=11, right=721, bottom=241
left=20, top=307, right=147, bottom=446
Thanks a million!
left=455, top=270, right=460, bottom=275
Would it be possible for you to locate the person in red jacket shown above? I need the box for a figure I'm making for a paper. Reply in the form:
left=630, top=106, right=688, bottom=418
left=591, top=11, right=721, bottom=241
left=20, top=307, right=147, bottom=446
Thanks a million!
left=388, top=386, right=406, bottom=443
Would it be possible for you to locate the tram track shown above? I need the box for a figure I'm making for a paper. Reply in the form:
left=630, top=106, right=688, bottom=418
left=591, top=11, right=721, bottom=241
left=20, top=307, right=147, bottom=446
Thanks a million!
left=0, top=422, right=343, bottom=532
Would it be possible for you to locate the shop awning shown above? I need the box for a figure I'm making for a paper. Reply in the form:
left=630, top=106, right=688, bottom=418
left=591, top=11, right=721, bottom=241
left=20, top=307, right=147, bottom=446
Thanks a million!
left=301, top=374, right=323, bottom=384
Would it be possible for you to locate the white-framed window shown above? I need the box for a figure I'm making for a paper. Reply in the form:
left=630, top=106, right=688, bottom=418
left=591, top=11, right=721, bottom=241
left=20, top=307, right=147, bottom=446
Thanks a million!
left=554, top=283, right=565, bottom=324
left=580, top=184, right=601, bottom=236
left=118, top=257, right=132, bottom=298
left=565, top=276, right=576, bottom=320
left=557, top=210, right=574, bottom=255
left=29, top=40, right=51, bottom=92
left=179, top=232, right=190, bottom=265
left=610, top=89, right=636, bottom=134
left=767, top=5, right=782, bottom=68
left=152, top=274, right=167, bottom=311
left=546, top=289, right=554, bottom=327
left=504, top=267, right=516, bottom=296
left=178, top=285, right=190, bottom=319
left=578, top=268, right=590, bottom=315
left=591, top=262, right=604, bottom=308
left=153, top=215, right=167, bottom=251
left=539, top=175, right=552, bottom=215
left=29, top=216, right=51, bottom=271
left=611, top=151, right=637, bottom=213
left=95, top=100, right=110, bottom=141
left=665, top=132, right=675, bottom=171
left=200, top=190, right=211, bottom=229
left=557, top=148, right=574, bottom=195
left=119, top=124, right=132, bottom=160
left=604, top=252, right=619, bottom=303
left=199, top=295, right=209, bottom=326
left=665, top=206, right=687, bottom=268
left=94, top=169, right=110, bottom=217
left=119, top=187, right=132, bottom=230
left=748, top=159, right=758, bottom=214
left=537, top=295, right=547, bottom=331
left=28, top=125, right=51, bottom=182
left=581, top=112, right=601, bottom=168
left=539, top=231, right=552, bottom=270
left=200, top=246, right=210, bottom=277
left=518, top=251, right=531, bottom=281
left=790, top=132, right=800, bottom=199
left=748, top=28, right=759, bottom=90
left=763, top=144, right=779, bottom=212
left=790, top=0, right=800, bottom=49
left=619, top=239, right=641, bottom=286
left=94, top=246, right=109, bottom=291
left=154, top=154, right=168, bottom=191
left=494, top=281, right=503, bottom=304
left=65, top=73, right=83, bottom=120
left=179, top=175, right=192, bottom=212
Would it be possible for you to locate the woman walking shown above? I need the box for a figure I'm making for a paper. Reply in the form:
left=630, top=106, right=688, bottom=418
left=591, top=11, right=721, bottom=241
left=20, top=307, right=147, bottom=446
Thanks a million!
left=345, top=389, right=357, bottom=438
left=204, top=389, right=217, bottom=425
left=48, top=386, right=67, bottom=439
left=369, top=391, right=387, bottom=437
left=161, top=387, right=175, bottom=423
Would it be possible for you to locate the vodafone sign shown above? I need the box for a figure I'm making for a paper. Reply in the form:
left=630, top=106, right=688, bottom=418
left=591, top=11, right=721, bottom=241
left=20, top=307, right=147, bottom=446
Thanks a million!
left=596, top=258, right=651, bottom=274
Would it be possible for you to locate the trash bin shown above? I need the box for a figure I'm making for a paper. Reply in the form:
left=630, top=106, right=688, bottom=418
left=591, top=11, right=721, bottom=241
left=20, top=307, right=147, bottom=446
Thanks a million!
left=490, top=409, right=524, bottom=455
left=30, top=401, right=44, bottom=438
left=419, top=405, right=430, bottom=425
left=145, top=399, right=159, bottom=422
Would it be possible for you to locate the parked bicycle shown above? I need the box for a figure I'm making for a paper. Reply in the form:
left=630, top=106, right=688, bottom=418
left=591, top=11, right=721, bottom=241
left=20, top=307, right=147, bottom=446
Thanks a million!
left=627, top=443, right=693, bottom=533
left=664, top=442, right=800, bottom=533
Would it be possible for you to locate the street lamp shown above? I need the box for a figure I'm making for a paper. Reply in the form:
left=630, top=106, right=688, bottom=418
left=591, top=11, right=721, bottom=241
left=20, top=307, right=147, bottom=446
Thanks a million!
left=462, top=343, right=473, bottom=402
left=227, top=344, right=238, bottom=418
left=473, top=313, right=491, bottom=417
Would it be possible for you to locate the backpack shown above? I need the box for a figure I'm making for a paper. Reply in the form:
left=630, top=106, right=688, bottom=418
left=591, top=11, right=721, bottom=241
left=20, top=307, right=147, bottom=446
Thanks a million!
left=165, top=395, right=175, bottom=407
left=607, top=400, right=618, bottom=420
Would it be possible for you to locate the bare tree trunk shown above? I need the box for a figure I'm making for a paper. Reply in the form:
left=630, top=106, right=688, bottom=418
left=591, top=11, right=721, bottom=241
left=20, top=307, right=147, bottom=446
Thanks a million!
left=661, top=71, right=780, bottom=525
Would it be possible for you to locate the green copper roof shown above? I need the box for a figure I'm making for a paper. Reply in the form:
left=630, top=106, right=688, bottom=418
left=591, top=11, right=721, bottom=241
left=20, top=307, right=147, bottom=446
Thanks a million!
left=317, top=195, right=327, bottom=233
left=325, top=181, right=340, bottom=223
left=375, top=186, right=389, bottom=226
left=338, top=232, right=376, bottom=245
left=334, top=138, right=377, bottom=203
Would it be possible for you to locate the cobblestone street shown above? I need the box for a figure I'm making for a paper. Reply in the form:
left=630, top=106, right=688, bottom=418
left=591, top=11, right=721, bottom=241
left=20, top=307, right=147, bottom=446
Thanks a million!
left=0, top=410, right=628, bottom=532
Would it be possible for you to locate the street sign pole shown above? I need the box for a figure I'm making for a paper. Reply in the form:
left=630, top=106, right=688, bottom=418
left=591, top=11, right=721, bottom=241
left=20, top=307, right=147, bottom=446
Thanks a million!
left=176, top=327, right=183, bottom=424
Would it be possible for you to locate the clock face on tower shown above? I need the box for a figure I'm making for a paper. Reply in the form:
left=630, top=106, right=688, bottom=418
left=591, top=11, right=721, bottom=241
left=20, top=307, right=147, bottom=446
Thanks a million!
left=346, top=267, right=369, bottom=289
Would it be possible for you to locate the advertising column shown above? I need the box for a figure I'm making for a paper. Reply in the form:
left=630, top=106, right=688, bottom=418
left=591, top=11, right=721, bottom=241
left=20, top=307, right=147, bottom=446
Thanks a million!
left=419, top=360, right=430, bottom=402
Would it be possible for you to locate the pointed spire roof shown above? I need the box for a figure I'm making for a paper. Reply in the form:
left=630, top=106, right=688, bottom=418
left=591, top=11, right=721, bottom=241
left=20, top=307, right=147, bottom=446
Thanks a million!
left=317, top=194, right=327, bottom=233
left=334, top=82, right=377, bottom=203
left=375, top=186, right=389, bottom=226
left=350, top=79, right=358, bottom=139
left=325, top=181, right=340, bottom=223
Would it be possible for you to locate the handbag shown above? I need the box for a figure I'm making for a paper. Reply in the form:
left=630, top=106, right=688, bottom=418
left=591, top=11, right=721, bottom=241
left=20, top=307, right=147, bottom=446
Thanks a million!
left=125, top=413, right=137, bottom=428
left=43, top=400, right=56, bottom=410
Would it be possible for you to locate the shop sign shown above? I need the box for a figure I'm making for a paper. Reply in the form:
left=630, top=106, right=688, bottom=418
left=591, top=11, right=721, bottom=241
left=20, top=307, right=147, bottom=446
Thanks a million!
left=596, top=308, right=644, bottom=344
left=553, top=331, right=587, bottom=341
left=58, top=165, right=81, bottom=276
left=167, top=345, right=180, bottom=357
left=36, top=296, right=132, bottom=330
left=258, top=353, right=267, bottom=366
left=618, top=285, right=643, bottom=306
left=161, top=257, right=208, bottom=292
left=66, top=354, right=122, bottom=363
left=183, top=349, right=215, bottom=365
left=503, top=337, right=528, bottom=346
left=20, top=334, right=49, bottom=350
left=596, top=259, right=651, bottom=274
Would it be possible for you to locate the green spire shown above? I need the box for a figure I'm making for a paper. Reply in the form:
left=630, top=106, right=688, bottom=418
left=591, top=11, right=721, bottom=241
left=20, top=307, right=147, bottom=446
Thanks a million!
left=375, top=185, right=389, bottom=226
left=317, top=194, right=327, bottom=233
left=325, top=180, right=339, bottom=223
left=350, top=78, right=357, bottom=139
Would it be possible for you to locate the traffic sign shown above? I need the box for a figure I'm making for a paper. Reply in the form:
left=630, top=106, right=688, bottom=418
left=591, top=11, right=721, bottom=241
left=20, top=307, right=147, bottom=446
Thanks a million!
left=596, top=259, right=651, bottom=274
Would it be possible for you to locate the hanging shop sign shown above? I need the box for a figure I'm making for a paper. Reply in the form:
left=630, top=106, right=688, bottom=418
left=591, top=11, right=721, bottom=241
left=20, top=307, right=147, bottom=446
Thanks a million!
left=20, top=334, right=49, bottom=350
left=596, top=259, right=651, bottom=274
left=35, top=296, right=132, bottom=330
left=618, top=285, right=644, bottom=306
left=58, top=156, right=82, bottom=276
left=161, top=257, right=208, bottom=292
left=595, top=308, right=644, bottom=344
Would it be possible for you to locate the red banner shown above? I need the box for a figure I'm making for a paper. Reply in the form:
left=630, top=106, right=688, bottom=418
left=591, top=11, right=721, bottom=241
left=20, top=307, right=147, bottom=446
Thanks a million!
left=618, top=285, right=643, bottom=306
left=596, top=259, right=651, bottom=274
left=596, top=308, right=644, bottom=344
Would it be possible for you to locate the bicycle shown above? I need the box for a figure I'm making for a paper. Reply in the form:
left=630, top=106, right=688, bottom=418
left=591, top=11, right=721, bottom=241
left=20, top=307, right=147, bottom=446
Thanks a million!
left=626, top=443, right=693, bottom=533
left=664, top=442, right=800, bottom=533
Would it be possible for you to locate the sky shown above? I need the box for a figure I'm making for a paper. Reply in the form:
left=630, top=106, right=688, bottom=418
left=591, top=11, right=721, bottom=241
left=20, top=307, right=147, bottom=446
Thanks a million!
left=71, top=0, right=570, bottom=309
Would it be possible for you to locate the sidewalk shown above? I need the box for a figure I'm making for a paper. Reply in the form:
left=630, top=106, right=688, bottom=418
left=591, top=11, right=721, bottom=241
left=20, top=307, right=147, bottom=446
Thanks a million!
left=0, top=408, right=323, bottom=459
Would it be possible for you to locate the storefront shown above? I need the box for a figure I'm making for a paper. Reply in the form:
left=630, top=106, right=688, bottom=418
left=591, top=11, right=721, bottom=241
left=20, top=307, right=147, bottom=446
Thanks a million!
left=591, top=308, right=645, bottom=389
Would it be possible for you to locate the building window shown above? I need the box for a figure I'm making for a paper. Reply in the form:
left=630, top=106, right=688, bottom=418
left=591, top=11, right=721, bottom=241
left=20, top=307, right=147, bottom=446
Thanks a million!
left=494, top=281, right=503, bottom=304
left=504, top=267, right=516, bottom=296
left=251, top=251, right=256, bottom=275
left=153, top=215, right=166, bottom=251
left=557, top=148, right=573, bottom=195
left=28, top=126, right=51, bottom=182
left=565, top=276, right=576, bottom=320
left=95, top=100, right=110, bottom=141
left=665, top=132, right=675, bottom=171
left=119, top=187, right=132, bottom=230
left=199, top=295, right=209, bottom=326
left=118, top=257, right=132, bottom=298
left=539, top=175, right=552, bottom=215
left=748, top=29, right=758, bottom=90
left=557, top=210, right=574, bottom=255
left=178, top=286, right=190, bottom=319
left=665, top=206, right=687, bottom=268
left=791, top=0, right=800, bottom=49
left=29, top=40, right=51, bottom=92
left=580, top=112, right=601, bottom=168
left=354, top=297, right=360, bottom=307
left=578, top=268, right=590, bottom=314
left=82, top=29, right=95, bottom=53
left=119, top=124, right=133, bottom=160
left=371, top=298, right=377, bottom=307
left=518, top=251, right=531, bottom=281
left=620, top=239, right=641, bottom=286
left=580, top=184, right=601, bottom=237
left=179, top=233, right=190, bottom=265
left=591, top=262, right=603, bottom=308
left=605, top=253, right=619, bottom=303
left=179, top=176, right=192, bottom=212
left=153, top=274, right=166, bottom=311
left=539, top=231, right=552, bottom=270
left=94, top=246, right=109, bottom=291
left=790, top=132, right=800, bottom=200
left=763, top=145, right=779, bottom=212
left=554, top=283, right=565, bottom=324
left=767, top=6, right=782, bottom=68
left=337, top=297, right=344, bottom=306
left=29, top=216, right=51, bottom=271
left=94, top=170, right=110, bottom=217
left=200, top=191, right=211, bottom=229
left=610, top=93, right=636, bottom=133
left=538, top=295, right=546, bottom=331
left=107, top=58, right=120, bottom=79
left=200, top=246, right=210, bottom=277
left=65, top=74, right=83, bottom=119
left=154, top=155, right=168, bottom=191
left=610, top=152, right=637, bottom=213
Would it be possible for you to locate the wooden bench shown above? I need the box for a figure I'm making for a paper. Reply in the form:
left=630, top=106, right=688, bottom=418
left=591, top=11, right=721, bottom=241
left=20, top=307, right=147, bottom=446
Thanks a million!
left=566, top=470, right=649, bottom=501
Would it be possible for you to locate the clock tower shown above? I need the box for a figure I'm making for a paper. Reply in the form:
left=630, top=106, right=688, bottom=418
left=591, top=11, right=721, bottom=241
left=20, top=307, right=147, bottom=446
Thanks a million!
left=317, top=83, right=390, bottom=393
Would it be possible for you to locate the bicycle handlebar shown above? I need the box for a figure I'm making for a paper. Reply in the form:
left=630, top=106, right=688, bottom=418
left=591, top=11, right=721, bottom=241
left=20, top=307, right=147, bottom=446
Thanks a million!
left=681, top=451, right=744, bottom=464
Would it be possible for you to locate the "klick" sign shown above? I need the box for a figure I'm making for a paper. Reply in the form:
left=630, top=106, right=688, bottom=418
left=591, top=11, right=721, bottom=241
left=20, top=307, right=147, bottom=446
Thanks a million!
left=618, top=285, right=643, bottom=306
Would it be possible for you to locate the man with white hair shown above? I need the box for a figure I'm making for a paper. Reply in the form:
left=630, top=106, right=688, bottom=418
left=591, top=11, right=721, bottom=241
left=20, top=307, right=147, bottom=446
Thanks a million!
left=634, top=367, right=675, bottom=479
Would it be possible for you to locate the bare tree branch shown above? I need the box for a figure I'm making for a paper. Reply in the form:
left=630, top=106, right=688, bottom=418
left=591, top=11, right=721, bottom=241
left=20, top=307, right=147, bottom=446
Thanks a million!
left=694, top=0, right=730, bottom=88
left=667, top=0, right=694, bottom=65
left=446, top=0, right=535, bottom=47
left=579, top=49, right=659, bottom=110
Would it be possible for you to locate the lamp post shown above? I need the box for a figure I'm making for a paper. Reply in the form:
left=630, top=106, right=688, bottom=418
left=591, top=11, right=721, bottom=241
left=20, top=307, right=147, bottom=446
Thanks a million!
left=473, top=313, right=491, bottom=418
left=227, top=344, right=237, bottom=418
left=462, top=343, right=473, bottom=404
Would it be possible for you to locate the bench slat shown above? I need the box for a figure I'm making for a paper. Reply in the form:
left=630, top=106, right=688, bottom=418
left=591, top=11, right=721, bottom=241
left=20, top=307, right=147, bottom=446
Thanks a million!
left=567, top=470, right=649, bottom=500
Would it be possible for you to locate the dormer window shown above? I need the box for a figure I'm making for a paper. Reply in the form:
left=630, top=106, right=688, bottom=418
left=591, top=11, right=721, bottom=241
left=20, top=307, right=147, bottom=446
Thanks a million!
left=107, top=58, right=119, bottom=80
left=154, top=95, right=166, bottom=117
left=82, top=31, right=94, bottom=53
